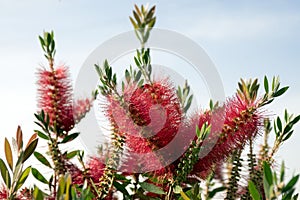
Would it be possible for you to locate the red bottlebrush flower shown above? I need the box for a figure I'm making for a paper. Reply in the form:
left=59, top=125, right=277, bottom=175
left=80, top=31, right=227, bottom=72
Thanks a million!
left=104, top=80, right=182, bottom=173
left=190, top=95, right=262, bottom=177
left=106, top=80, right=182, bottom=151
left=127, top=81, right=182, bottom=149
left=86, top=157, right=106, bottom=184
left=68, top=157, right=105, bottom=186
left=37, top=65, right=74, bottom=134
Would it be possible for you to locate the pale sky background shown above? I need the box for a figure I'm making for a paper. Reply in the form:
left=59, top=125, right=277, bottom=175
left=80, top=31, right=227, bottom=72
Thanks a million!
left=0, top=0, right=300, bottom=192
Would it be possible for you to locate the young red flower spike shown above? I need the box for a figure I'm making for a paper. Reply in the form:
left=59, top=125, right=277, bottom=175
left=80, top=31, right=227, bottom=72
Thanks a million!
left=191, top=95, right=262, bottom=178
left=67, top=157, right=105, bottom=186
left=37, top=65, right=74, bottom=134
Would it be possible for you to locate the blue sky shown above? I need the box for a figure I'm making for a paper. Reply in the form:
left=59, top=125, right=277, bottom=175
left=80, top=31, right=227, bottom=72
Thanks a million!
left=0, top=0, right=300, bottom=190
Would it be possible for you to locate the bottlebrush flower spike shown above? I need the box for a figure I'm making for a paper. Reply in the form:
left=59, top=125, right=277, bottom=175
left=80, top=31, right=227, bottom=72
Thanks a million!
left=104, top=80, right=182, bottom=172
left=67, top=157, right=105, bottom=186
left=37, top=65, right=74, bottom=134
left=127, top=81, right=182, bottom=149
left=190, top=79, right=263, bottom=178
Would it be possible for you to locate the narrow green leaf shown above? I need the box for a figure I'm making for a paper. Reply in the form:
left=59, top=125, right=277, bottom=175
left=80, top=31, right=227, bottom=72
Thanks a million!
left=283, top=131, right=294, bottom=141
left=129, top=16, right=138, bottom=29
left=291, top=115, right=300, bottom=125
left=16, top=166, right=31, bottom=190
left=133, top=10, right=141, bottom=25
left=273, top=86, right=289, bottom=97
left=65, top=175, right=72, bottom=200
left=33, top=185, right=45, bottom=199
left=32, top=168, right=48, bottom=184
left=113, top=181, right=130, bottom=196
left=284, top=109, right=289, bottom=122
left=282, top=175, right=299, bottom=193
left=134, top=56, right=141, bottom=67
left=277, top=117, right=282, bottom=133
left=283, top=123, right=293, bottom=135
left=264, top=76, right=269, bottom=93
left=140, top=182, right=165, bottom=195
left=22, top=139, right=39, bottom=163
left=35, top=130, right=49, bottom=140
left=66, top=150, right=79, bottom=159
left=248, top=180, right=261, bottom=200
left=135, top=70, right=142, bottom=82
left=0, top=158, right=11, bottom=188
left=280, top=161, right=285, bottom=182
left=263, top=161, right=273, bottom=186
left=34, top=152, right=52, bottom=168
left=60, top=132, right=80, bottom=144
left=184, top=95, right=193, bottom=113
left=4, top=138, right=13, bottom=170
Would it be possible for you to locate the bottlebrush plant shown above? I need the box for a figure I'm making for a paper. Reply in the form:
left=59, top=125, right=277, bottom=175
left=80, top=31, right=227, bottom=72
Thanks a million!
left=0, top=3, right=299, bottom=200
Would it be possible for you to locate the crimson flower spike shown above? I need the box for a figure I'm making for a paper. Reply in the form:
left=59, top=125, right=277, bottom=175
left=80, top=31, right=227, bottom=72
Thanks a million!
left=37, top=31, right=93, bottom=136
left=190, top=79, right=265, bottom=178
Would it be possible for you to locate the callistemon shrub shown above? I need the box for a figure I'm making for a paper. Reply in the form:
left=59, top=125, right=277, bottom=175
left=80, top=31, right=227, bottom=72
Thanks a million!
left=104, top=80, right=182, bottom=172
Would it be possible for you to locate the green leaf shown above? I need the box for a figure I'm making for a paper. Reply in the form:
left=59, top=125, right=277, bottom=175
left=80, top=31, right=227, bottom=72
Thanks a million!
left=291, top=115, right=300, bottom=125
left=135, top=70, right=142, bottom=82
left=60, top=132, right=80, bottom=144
left=282, top=175, right=299, bottom=193
left=248, top=180, right=261, bottom=200
left=113, top=181, right=130, bottom=196
left=280, top=161, right=285, bottom=182
left=66, top=150, right=79, bottom=159
left=35, top=130, right=49, bottom=140
left=273, top=86, right=289, bottom=97
left=34, top=152, right=52, bottom=168
left=133, top=10, right=141, bottom=25
left=22, top=138, right=39, bottom=163
left=33, top=185, right=45, bottom=199
left=283, top=123, right=293, bottom=135
left=264, top=76, right=269, bottom=93
left=283, top=130, right=294, bottom=141
left=4, top=138, right=13, bottom=170
left=32, top=168, right=48, bottom=184
left=184, top=95, right=193, bottom=113
left=277, top=117, right=282, bottom=133
left=16, top=166, right=31, bottom=190
left=263, top=161, right=273, bottom=186
left=129, top=16, right=138, bottom=29
left=139, top=182, right=165, bottom=195
left=134, top=56, right=141, bottom=67
left=0, top=158, right=11, bottom=188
